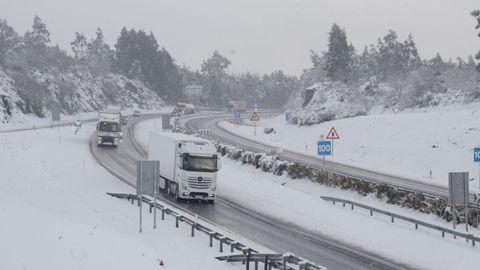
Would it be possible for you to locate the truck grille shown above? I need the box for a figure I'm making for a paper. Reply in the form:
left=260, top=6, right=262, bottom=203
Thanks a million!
left=187, top=177, right=213, bottom=190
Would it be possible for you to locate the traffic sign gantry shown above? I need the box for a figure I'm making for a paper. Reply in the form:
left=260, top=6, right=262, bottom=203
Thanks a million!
left=171, top=107, right=180, bottom=117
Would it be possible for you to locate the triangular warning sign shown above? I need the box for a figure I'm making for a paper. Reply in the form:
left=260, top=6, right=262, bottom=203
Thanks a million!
left=250, top=111, right=260, bottom=121
left=326, top=127, right=340, bottom=140
left=171, top=107, right=180, bottom=117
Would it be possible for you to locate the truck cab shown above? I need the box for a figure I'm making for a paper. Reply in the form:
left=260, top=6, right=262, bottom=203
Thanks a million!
left=148, top=132, right=221, bottom=202
left=176, top=141, right=220, bottom=201
left=97, top=111, right=122, bottom=147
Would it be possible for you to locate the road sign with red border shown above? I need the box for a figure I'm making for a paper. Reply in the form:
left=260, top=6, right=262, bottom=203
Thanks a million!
left=250, top=111, right=260, bottom=121
left=171, top=107, right=180, bottom=117
left=326, top=127, right=340, bottom=140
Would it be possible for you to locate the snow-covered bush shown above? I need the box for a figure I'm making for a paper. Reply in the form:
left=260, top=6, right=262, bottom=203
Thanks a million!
left=216, top=142, right=479, bottom=227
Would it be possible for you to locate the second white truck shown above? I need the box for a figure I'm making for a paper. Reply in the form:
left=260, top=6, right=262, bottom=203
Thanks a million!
left=148, top=132, right=220, bottom=202
left=97, top=111, right=122, bottom=147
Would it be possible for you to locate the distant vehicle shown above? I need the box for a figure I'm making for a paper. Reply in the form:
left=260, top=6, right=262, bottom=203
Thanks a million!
left=97, top=111, right=122, bottom=147
left=132, top=110, right=141, bottom=117
left=227, top=101, right=247, bottom=112
left=148, top=132, right=221, bottom=202
left=176, top=102, right=195, bottom=114
left=120, top=116, right=128, bottom=125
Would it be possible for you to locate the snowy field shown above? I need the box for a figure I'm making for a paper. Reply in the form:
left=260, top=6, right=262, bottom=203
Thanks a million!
left=0, top=122, right=246, bottom=270
left=136, top=117, right=480, bottom=270
left=221, top=103, right=480, bottom=191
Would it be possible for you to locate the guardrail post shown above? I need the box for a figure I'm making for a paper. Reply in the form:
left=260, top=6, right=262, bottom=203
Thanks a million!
left=391, top=216, right=394, bottom=223
left=282, top=255, right=288, bottom=270
left=332, top=201, right=335, bottom=205
left=263, top=256, right=268, bottom=270
left=471, top=236, right=475, bottom=246
left=245, top=248, right=251, bottom=269
left=191, top=223, right=195, bottom=237
left=161, top=208, right=165, bottom=220
left=254, top=261, right=258, bottom=270
left=209, top=232, right=215, bottom=247
left=231, top=242, right=237, bottom=253
left=370, top=210, right=373, bottom=216
left=351, top=203, right=354, bottom=210
left=219, top=237, right=226, bottom=253
left=342, top=202, right=345, bottom=207
left=176, top=216, right=180, bottom=228
left=149, top=204, right=152, bottom=213
left=415, top=223, right=418, bottom=230
left=442, top=231, right=445, bottom=238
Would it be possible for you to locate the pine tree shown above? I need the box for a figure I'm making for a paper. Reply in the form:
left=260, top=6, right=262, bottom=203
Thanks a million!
left=323, top=24, right=354, bottom=81
left=0, top=19, right=19, bottom=66
left=201, top=51, right=231, bottom=106
left=24, top=15, right=50, bottom=50
left=71, top=32, right=88, bottom=63
left=472, top=10, right=480, bottom=72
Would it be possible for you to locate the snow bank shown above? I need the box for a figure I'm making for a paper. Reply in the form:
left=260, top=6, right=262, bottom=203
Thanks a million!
left=0, top=123, right=241, bottom=270
left=221, top=104, right=480, bottom=192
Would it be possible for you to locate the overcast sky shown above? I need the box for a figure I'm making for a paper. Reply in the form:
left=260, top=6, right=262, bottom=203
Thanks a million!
left=1, top=0, right=479, bottom=76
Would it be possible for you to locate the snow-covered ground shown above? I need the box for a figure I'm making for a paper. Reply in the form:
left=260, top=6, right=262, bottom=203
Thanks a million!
left=136, top=117, right=480, bottom=270
left=0, top=121, right=248, bottom=269
left=221, top=104, right=480, bottom=192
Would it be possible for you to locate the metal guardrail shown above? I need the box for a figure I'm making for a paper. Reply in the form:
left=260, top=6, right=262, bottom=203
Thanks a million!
left=321, top=196, right=480, bottom=247
left=107, top=192, right=325, bottom=270
left=217, top=253, right=325, bottom=270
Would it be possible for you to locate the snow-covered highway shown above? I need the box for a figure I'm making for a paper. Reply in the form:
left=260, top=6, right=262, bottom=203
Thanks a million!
left=90, top=113, right=410, bottom=270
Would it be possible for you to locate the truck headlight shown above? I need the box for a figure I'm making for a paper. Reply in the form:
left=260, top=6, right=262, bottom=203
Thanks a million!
left=211, top=185, right=216, bottom=192
left=181, top=183, right=188, bottom=190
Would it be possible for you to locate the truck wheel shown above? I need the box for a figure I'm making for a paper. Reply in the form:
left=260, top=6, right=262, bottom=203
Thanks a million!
left=165, top=180, right=171, bottom=195
left=174, top=184, right=182, bottom=202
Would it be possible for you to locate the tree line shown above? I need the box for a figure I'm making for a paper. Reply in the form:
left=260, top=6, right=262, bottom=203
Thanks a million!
left=306, top=17, right=480, bottom=107
left=0, top=16, right=299, bottom=115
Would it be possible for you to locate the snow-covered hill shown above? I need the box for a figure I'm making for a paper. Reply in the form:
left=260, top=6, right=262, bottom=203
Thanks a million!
left=0, top=67, right=166, bottom=124
left=291, top=79, right=475, bottom=126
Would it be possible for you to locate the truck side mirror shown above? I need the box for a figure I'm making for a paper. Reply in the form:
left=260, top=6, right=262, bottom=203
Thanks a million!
left=217, top=158, right=222, bottom=171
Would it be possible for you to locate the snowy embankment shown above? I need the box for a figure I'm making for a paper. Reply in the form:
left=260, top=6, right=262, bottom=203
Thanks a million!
left=135, top=117, right=480, bottom=270
left=221, top=103, right=480, bottom=192
left=0, top=122, right=242, bottom=269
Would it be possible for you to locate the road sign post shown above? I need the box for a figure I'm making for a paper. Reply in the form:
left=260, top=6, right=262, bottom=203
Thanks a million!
left=317, top=139, right=332, bottom=172
left=326, top=127, right=340, bottom=157
left=448, top=172, right=469, bottom=231
left=250, top=111, right=260, bottom=136
left=235, top=111, right=241, bottom=127
left=474, top=147, right=480, bottom=229
left=137, top=160, right=160, bottom=233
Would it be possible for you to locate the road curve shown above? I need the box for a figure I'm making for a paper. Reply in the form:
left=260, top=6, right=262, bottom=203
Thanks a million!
left=183, top=113, right=454, bottom=199
left=90, top=113, right=414, bottom=270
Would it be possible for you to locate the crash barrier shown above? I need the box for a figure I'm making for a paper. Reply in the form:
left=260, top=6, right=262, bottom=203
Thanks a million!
left=107, top=192, right=325, bottom=270
left=217, top=253, right=325, bottom=270
left=321, top=196, right=480, bottom=247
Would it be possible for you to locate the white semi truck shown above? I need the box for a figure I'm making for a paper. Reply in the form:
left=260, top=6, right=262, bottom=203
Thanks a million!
left=97, top=111, right=122, bottom=147
left=148, top=132, right=221, bottom=202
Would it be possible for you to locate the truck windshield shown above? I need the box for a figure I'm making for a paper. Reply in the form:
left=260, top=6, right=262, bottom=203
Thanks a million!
left=99, top=122, right=119, bottom=132
left=183, top=154, right=217, bottom=172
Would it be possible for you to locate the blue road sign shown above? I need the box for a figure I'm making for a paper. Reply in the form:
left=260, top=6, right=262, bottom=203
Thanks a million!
left=235, top=112, right=241, bottom=119
left=317, top=140, right=332, bottom=156
left=285, top=111, right=291, bottom=121
left=474, top=147, right=480, bottom=162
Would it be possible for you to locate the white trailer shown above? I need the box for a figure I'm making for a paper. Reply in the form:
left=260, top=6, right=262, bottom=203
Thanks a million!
left=97, top=111, right=122, bottom=147
left=148, top=132, right=221, bottom=202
